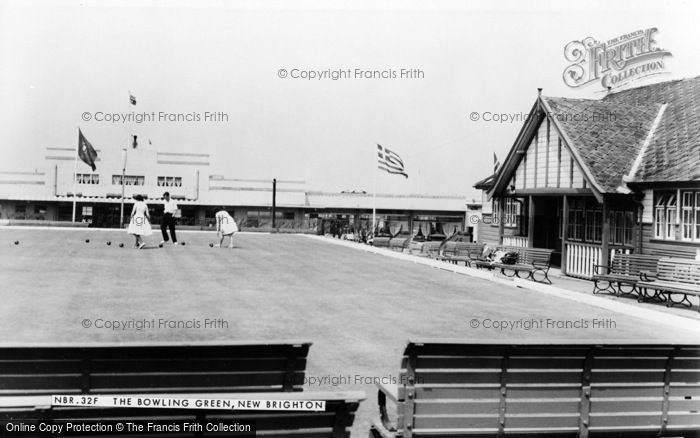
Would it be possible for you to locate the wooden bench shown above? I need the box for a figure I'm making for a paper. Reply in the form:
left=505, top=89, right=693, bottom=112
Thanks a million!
left=637, top=258, right=700, bottom=310
left=0, top=341, right=311, bottom=395
left=0, top=341, right=364, bottom=437
left=370, top=340, right=700, bottom=438
left=372, top=236, right=392, bottom=248
left=475, top=246, right=554, bottom=284
left=437, top=242, right=485, bottom=266
left=388, top=233, right=412, bottom=252
left=592, top=253, right=661, bottom=297
left=408, top=241, right=444, bottom=258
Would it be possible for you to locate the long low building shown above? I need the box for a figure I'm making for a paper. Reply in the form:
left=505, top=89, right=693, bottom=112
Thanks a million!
left=0, top=146, right=474, bottom=237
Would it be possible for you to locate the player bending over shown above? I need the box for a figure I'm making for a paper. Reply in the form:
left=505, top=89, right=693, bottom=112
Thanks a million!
left=215, top=207, right=239, bottom=248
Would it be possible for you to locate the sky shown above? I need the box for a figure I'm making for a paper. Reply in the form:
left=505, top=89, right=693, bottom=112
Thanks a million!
left=1, top=0, right=699, bottom=199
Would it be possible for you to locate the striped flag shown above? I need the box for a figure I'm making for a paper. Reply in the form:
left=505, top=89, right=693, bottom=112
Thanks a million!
left=78, top=129, right=98, bottom=171
left=129, top=94, right=137, bottom=105
left=377, top=144, right=408, bottom=178
left=493, top=152, right=500, bottom=173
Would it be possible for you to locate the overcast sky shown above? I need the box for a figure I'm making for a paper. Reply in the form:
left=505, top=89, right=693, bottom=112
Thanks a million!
left=1, top=0, right=699, bottom=198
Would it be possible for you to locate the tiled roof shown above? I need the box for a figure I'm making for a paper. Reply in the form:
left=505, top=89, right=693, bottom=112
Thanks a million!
left=603, top=76, right=700, bottom=183
left=543, top=76, right=700, bottom=191
left=543, top=97, right=661, bottom=192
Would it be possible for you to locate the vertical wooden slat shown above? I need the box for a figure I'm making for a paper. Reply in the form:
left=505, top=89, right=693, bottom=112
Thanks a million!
left=557, top=138, right=562, bottom=189
left=562, top=195, right=569, bottom=275
left=497, top=351, right=510, bottom=437
left=601, top=197, right=611, bottom=271
left=578, top=348, right=594, bottom=438
left=528, top=196, right=535, bottom=248
left=404, top=348, right=418, bottom=438
left=660, top=347, right=677, bottom=434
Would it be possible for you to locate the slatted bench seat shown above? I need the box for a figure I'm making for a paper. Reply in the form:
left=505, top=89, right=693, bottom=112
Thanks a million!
left=0, top=391, right=364, bottom=437
left=475, top=246, right=554, bottom=284
left=0, top=341, right=364, bottom=437
left=592, top=253, right=661, bottom=296
left=370, top=340, right=700, bottom=438
left=0, top=341, right=311, bottom=395
left=437, top=242, right=484, bottom=266
left=637, top=258, right=700, bottom=310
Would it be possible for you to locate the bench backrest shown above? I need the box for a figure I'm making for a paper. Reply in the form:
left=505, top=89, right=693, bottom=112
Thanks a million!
left=394, top=341, right=700, bottom=437
left=0, top=392, right=364, bottom=438
left=443, top=242, right=484, bottom=257
left=656, top=258, right=700, bottom=285
left=610, top=254, right=661, bottom=275
left=372, top=236, right=392, bottom=247
left=0, top=342, right=310, bottom=395
left=389, top=236, right=411, bottom=249
left=499, top=246, right=553, bottom=266
left=409, top=241, right=443, bottom=257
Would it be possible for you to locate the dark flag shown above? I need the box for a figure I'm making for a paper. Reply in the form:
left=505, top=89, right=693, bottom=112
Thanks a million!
left=78, top=129, right=98, bottom=171
left=493, top=152, right=501, bottom=173
left=377, top=144, right=408, bottom=178
left=129, top=94, right=137, bottom=105
left=132, top=135, right=138, bottom=149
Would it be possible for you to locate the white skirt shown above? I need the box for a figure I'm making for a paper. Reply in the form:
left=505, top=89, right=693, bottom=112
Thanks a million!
left=220, top=218, right=239, bottom=235
left=127, top=215, right=153, bottom=236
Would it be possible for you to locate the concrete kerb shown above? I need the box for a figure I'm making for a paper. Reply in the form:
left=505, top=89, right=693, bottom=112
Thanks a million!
left=305, top=235, right=700, bottom=335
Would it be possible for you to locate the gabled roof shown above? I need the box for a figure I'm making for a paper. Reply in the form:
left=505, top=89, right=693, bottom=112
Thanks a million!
left=603, top=76, right=700, bottom=183
left=542, top=97, right=662, bottom=192
left=477, top=76, right=700, bottom=196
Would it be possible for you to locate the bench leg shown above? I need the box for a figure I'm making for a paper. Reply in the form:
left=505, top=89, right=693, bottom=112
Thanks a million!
left=501, top=267, right=517, bottom=278
left=531, top=268, right=552, bottom=284
left=638, top=287, right=665, bottom=303
left=616, top=282, right=635, bottom=297
left=592, top=279, right=615, bottom=295
left=666, top=292, right=693, bottom=308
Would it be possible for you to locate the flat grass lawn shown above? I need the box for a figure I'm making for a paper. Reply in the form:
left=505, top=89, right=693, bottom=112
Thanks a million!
left=0, top=228, right=696, bottom=436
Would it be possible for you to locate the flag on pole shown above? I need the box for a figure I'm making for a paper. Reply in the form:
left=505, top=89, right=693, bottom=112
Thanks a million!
left=132, top=135, right=138, bottom=149
left=129, top=94, right=137, bottom=105
left=493, top=152, right=500, bottom=173
left=377, top=144, right=408, bottom=178
left=78, top=129, right=98, bottom=171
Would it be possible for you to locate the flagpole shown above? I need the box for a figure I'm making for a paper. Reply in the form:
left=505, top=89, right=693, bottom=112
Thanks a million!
left=120, top=148, right=127, bottom=228
left=372, top=146, right=377, bottom=238
left=72, top=128, right=80, bottom=222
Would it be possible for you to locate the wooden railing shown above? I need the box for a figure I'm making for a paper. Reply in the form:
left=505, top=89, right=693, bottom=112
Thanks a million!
left=502, top=236, right=528, bottom=247
left=566, top=242, right=634, bottom=279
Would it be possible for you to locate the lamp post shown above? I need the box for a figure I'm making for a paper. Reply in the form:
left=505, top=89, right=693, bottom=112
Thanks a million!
left=119, top=148, right=127, bottom=228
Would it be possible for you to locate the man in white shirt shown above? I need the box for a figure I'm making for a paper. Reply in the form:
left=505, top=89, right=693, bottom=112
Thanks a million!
left=160, top=191, right=178, bottom=245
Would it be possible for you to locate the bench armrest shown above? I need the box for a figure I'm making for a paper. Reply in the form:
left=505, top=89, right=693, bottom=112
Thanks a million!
left=640, top=270, right=657, bottom=282
left=376, top=383, right=400, bottom=432
left=593, top=264, right=610, bottom=275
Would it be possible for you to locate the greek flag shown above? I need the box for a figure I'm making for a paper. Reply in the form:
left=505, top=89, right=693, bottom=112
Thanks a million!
left=377, top=144, right=407, bottom=178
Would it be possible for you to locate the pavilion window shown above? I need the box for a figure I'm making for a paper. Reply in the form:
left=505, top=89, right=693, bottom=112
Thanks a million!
left=680, top=191, right=700, bottom=242
left=654, top=192, right=677, bottom=240
left=491, top=198, right=521, bottom=228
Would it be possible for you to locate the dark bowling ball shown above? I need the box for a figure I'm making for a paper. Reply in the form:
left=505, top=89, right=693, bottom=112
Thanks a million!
left=106, top=241, right=111, bottom=246
left=14, top=241, right=19, bottom=245
left=180, top=242, right=186, bottom=246
left=118, top=243, right=124, bottom=248
left=209, top=243, right=214, bottom=247
left=159, top=243, right=163, bottom=248
left=85, top=239, right=90, bottom=243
